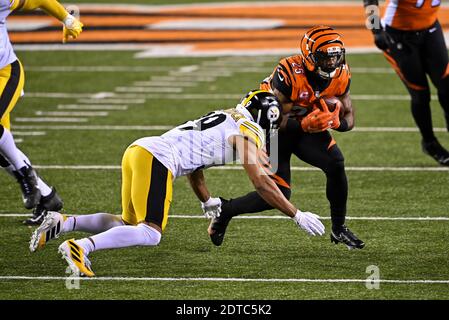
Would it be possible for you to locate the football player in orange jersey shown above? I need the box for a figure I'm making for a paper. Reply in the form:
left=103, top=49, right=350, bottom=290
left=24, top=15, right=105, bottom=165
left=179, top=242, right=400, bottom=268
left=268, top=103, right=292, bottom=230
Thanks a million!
left=207, top=26, right=365, bottom=250
left=364, top=0, right=449, bottom=165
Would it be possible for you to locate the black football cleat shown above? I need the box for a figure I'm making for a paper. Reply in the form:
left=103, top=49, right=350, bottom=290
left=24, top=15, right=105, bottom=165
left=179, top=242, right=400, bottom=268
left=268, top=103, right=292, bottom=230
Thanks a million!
left=422, top=140, right=449, bottom=166
left=13, top=166, right=41, bottom=209
left=23, top=187, right=63, bottom=226
left=208, top=198, right=231, bottom=246
left=331, top=225, right=365, bottom=250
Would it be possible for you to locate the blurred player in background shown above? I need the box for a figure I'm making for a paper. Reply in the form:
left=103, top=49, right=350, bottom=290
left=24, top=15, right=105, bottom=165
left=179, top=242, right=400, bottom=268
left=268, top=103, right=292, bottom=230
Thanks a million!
left=0, top=0, right=83, bottom=223
left=29, top=90, right=325, bottom=277
left=364, top=0, right=449, bottom=165
left=207, top=26, right=365, bottom=250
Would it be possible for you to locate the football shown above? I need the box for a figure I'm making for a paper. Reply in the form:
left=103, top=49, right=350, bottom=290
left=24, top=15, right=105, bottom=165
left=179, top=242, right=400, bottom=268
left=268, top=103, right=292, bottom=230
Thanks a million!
left=322, top=96, right=344, bottom=117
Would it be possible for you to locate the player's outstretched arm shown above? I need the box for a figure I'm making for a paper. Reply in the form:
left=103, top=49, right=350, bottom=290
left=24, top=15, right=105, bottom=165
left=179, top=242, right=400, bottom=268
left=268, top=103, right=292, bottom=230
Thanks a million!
left=233, top=135, right=325, bottom=236
left=14, top=0, right=83, bottom=43
left=187, top=170, right=222, bottom=219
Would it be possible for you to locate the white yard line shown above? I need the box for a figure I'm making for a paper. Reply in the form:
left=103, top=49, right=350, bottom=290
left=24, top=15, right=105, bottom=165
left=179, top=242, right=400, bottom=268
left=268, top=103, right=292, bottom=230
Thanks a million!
left=77, top=98, right=145, bottom=104
left=0, top=275, right=447, bottom=284
left=58, top=104, right=128, bottom=111
left=26, top=65, right=395, bottom=75
left=24, top=92, right=439, bottom=100
left=0, top=164, right=443, bottom=172
left=14, top=117, right=88, bottom=123
left=11, top=131, right=46, bottom=136
left=115, top=86, right=183, bottom=93
left=10, top=124, right=449, bottom=133
left=1, top=213, right=448, bottom=221
left=35, top=111, right=109, bottom=117
left=133, top=81, right=197, bottom=87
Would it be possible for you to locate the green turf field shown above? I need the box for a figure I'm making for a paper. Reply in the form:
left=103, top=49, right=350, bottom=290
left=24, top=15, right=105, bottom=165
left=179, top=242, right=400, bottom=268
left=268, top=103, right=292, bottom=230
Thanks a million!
left=0, top=48, right=448, bottom=300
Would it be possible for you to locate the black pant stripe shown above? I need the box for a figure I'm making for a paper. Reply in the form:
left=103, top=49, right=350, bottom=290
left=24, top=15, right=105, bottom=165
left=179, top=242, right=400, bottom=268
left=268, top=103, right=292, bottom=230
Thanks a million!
left=145, top=156, right=168, bottom=226
left=0, top=60, right=21, bottom=119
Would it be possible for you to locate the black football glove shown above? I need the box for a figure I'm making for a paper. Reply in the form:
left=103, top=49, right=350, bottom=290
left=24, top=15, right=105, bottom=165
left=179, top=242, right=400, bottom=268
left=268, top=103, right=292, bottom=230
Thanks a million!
left=372, top=28, right=394, bottom=51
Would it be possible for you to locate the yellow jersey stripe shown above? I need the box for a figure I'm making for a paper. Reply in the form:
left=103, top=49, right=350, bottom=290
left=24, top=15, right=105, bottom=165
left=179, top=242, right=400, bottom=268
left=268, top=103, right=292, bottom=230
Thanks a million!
left=240, top=123, right=263, bottom=149
left=242, top=121, right=264, bottom=144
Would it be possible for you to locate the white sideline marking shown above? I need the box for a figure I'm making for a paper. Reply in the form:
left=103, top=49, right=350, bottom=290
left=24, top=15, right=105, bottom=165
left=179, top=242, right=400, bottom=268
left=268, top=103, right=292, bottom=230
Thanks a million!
left=58, top=104, right=128, bottom=111
left=10, top=164, right=446, bottom=172
left=13, top=139, right=23, bottom=144
left=35, top=111, right=109, bottom=117
left=1, top=213, right=448, bottom=221
left=155, top=76, right=216, bottom=82
left=0, top=275, right=447, bottom=284
left=11, top=124, right=448, bottom=133
left=14, top=117, right=88, bottom=123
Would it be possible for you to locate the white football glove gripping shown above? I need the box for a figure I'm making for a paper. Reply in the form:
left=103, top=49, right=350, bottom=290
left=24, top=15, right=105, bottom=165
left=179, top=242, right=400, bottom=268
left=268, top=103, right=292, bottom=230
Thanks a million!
left=293, top=210, right=325, bottom=236
left=201, top=197, right=222, bottom=219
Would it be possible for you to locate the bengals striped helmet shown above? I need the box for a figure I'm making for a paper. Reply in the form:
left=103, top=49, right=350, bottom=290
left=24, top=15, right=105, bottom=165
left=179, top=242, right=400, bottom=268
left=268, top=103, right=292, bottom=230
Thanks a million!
left=300, top=26, right=346, bottom=79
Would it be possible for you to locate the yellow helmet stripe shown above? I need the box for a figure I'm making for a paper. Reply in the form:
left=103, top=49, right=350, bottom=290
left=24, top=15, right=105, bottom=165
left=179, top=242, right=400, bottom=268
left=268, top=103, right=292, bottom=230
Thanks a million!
left=241, top=89, right=270, bottom=107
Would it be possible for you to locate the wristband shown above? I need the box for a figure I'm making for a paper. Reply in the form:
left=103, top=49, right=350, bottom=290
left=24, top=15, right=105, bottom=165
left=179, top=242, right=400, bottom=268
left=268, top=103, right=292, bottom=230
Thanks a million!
left=336, top=118, right=349, bottom=132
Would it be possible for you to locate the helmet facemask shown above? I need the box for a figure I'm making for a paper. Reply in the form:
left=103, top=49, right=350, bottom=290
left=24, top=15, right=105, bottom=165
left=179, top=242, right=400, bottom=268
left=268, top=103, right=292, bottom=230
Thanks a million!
left=313, top=47, right=345, bottom=79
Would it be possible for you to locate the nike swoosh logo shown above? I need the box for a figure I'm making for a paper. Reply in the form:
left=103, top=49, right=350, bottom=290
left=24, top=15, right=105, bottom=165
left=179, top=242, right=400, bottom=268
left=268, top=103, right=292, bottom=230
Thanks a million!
left=429, top=27, right=437, bottom=33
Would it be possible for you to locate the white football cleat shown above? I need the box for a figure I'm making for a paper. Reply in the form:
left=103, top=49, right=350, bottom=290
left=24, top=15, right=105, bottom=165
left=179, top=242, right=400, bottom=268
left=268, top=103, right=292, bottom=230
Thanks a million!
left=29, top=211, right=65, bottom=252
left=58, top=239, right=95, bottom=277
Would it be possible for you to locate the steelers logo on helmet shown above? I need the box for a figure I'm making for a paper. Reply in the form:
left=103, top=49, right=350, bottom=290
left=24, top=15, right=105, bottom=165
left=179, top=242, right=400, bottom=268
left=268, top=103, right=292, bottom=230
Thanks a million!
left=239, top=90, right=283, bottom=131
left=300, top=25, right=346, bottom=79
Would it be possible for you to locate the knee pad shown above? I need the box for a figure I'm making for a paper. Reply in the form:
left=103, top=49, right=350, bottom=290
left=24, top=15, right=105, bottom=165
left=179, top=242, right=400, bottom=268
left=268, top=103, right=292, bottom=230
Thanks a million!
left=137, top=223, right=161, bottom=246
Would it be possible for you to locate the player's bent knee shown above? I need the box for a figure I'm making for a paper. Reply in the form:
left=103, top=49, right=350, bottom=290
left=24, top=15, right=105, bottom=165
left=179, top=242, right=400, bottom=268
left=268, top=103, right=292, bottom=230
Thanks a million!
left=410, top=89, right=431, bottom=105
left=137, top=223, right=162, bottom=246
left=279, top=186, right=291, bottom=200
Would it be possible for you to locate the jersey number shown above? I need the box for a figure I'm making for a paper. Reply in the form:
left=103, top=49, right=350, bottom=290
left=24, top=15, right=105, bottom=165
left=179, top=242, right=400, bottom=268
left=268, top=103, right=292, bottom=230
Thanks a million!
left=415, top=0, right=441, bottom=8
left=179, top=112, right=226, bottom=131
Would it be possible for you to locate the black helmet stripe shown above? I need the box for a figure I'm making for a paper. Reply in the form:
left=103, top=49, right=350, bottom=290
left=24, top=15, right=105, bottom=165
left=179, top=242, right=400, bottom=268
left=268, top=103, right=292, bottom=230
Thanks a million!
left=306, top=26, right=335, bottom=47
left=315, top=39, right=344, bottom=52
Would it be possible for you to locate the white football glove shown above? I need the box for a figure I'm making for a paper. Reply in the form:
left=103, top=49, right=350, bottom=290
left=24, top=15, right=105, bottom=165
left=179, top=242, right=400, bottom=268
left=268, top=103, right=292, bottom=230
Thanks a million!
left=201, top=197, right=222, bottom=219
left=293, top=210, right=325, bottom=236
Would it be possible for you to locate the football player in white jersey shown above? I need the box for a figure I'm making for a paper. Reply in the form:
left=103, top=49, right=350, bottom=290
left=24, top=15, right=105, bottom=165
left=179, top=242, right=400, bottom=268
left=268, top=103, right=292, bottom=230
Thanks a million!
left=29, top=90, right=325, bottom=277
left=0, top=0, right=82, bottom=224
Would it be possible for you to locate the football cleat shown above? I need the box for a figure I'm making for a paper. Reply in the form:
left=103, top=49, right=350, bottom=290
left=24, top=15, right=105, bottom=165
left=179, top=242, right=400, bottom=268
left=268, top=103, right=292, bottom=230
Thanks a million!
left=13, top=166, right=41, bottom=209
left=331, top=225, right=365, bottom=250
left=29, top=211, right=65, bottom=252
left=422, top=140, right=449, bottom=166
left=208, top=198, right=232, bottom=246
left=23, top=187, right=63, bottom=226
left=58, top=239, right=95, bottom=277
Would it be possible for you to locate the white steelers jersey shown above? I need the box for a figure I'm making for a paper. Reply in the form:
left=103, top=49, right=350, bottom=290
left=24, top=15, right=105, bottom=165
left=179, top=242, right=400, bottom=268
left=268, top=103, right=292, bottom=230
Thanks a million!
left=131, top=108, right=265, bottom=179
left=0, top=0, right=18, bottom=69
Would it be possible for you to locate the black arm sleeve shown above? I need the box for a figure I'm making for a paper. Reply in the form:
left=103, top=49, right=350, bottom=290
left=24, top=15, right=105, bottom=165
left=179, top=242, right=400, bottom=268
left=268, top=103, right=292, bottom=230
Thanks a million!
left=271, top=65, right=293, bottom=100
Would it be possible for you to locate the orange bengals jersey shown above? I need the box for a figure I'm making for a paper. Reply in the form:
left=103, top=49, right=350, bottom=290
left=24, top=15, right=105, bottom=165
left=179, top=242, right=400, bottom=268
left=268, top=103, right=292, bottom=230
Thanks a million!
left=260, top=55, right=350, bottom=116
left=382, top=0, right=440, bottom=31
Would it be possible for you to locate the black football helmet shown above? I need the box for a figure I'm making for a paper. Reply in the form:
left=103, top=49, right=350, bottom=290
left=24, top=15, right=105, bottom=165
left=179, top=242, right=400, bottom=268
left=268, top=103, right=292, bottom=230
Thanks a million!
left=238, top=90, right=283, bottom=131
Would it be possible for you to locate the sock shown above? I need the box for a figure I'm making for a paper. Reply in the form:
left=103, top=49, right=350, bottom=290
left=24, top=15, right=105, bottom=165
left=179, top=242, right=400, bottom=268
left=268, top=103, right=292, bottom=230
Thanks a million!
left=62, top=213, right=124, bottom=234
left=0, top=127, right=26, bottom=170
left=15, top=148, right=52, bottom=197
left=0, top=154, right=15, bottom=178
left=77, top=223, right=161, bottom=256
